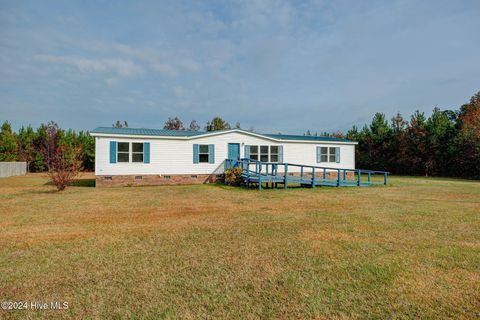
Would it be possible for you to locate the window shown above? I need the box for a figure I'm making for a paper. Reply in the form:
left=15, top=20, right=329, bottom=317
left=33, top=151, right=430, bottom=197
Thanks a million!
left=318, top=146, right=339, bottom=163
left=117, top=142, right=129, bottom=162
left=320, top=147, right=328, bottom=162
left=329, top=147, right=336, bottom=162
left=270, top=146, right=279, bottom=162
left=248, top=145, right=281, bottom=162
left=249, top=146, right=258, bottom=160
left=132, top=143, right=144, bottom=163
left=199, top=144, right=210, bottom=163
left=260, top=146, right=269, bottom=162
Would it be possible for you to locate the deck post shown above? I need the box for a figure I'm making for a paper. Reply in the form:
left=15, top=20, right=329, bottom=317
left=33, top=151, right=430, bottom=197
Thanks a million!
left=284, top=163, right=288, bottom=189
left=337, top=169, right=340, bottom=187
left=357, top=170, right=361, bottom=186
left=258, top=161, right=262, bottom=190
left=343, top=169, right=346, bottom=181
left=323, top=168, right=326, bottom=180
left=300, top=166, right=304, bottom=179
left=368, top=172, right=371, bottom=184
left=312, top=167, right=316, bottom=188
left=384, top=172, right=388, bottom=185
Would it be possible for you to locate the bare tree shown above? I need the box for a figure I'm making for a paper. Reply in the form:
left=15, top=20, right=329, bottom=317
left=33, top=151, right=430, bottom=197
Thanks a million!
left=164, top=117, right=184, bottom=130
left=188, top=120, right=200, bottom=131
left=113, top=121, right=128, bottom=128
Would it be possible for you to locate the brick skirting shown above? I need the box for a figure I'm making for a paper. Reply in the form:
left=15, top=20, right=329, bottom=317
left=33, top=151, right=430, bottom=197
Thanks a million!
left=96, top=174, right=224, bottom=187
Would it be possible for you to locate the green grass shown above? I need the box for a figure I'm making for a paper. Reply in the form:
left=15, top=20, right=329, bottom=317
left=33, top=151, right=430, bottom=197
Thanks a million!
left=0, top=174, right=479, bottom=319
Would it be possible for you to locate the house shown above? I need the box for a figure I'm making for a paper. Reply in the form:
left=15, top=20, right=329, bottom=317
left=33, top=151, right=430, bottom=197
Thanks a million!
left=90, top=127, right=357, bottom=187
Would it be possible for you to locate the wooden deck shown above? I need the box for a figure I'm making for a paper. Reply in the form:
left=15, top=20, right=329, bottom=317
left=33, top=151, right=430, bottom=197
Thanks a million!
left=225, top=158, right=389, bottom=190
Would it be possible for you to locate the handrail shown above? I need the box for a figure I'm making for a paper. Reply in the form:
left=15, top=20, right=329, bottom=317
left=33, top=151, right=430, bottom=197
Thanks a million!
left=224, top=158, right=390, bottom=189
left=235, top=158, right=390, bottom=175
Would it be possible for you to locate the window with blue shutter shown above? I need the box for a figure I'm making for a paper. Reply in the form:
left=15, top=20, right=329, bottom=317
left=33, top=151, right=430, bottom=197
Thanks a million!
left=109, top=141, right=117, bottom=163
left=143, top=142, right=150, bottom=163
left=193, top=144, right=199, bottom=163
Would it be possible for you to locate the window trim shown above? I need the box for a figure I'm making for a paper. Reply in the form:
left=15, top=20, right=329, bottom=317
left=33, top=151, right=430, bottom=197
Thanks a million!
left=317, top=146, right=339, bottom=163
left=198, top=144, right=210, bottom=163
left=117, top=142, right=130, bottom=163
left=115, top=142, right=146, bottom=164
left=248, top=145, right=281, bottom=163
left=132, top=142, right=144, bottom=163
left=249, top=145, right=259, bottom=161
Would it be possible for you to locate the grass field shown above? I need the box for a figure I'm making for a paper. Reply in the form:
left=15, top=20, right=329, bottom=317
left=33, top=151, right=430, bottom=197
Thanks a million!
left=0, top=174, right=479, bottom=319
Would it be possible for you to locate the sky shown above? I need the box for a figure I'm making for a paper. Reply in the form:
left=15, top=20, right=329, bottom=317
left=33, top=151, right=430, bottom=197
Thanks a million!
left=1, top=0, right=479, bottom=134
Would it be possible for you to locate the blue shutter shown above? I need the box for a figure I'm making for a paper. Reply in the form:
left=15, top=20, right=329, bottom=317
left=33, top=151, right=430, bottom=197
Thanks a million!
left=143, top=142, right=150, bottom=163
left=278, top=146, right=283, bottom=163
left=193, top=144, right=199, bottom=164
left=335, top=147, right=340, bottom=163
left=209, top=144, right=215, bottom=163
left=110, top=141, right=117, bottom=164
left=244, top=145, right=250, bottom=159
left=316, top=147, right=320, bottom=163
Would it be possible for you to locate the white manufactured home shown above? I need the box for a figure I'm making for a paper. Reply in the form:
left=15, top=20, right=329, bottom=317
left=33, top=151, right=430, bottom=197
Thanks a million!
left=90, top=127, right=357, bottom=187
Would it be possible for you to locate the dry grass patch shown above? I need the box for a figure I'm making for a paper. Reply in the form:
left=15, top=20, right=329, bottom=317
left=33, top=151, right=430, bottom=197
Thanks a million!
left=0, top=173, right=479, bottom=319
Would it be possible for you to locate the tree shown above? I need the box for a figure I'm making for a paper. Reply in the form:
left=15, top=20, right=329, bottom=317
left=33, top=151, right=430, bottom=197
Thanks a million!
left=163, top=117, right=184, bottom=130
left=425, top=107, right=456, bottom=176
left=47, top=144, right=83, bottom=191
left=454, top=91, right=480, bottom=178
left=188, top=120, right=200, bottom=131
left=0, top=121, right=18, bottom=161
left=17, top=125, right=36, bottom=172
left=113, top=121, right=128, bottom=128
left=40, top=122, right=83, bottom=191
left=405, top=111, right=428, bottom=175
left=235, top=122, right=241, bottom=129
left=77, top=131, right=95, bottom=171
left=205, top=117, right=230, bottom=131
left=39, top=121, right=59, bottom=171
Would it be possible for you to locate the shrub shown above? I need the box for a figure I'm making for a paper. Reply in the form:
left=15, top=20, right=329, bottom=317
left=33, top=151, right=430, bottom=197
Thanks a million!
left=47, top=144, right=83, bottom=191
left=225, top=167, right=243, bottom=186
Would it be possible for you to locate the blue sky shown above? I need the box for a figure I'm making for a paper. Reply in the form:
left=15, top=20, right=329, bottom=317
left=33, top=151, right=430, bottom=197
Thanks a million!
left=1, top=0, right=479, bottom=134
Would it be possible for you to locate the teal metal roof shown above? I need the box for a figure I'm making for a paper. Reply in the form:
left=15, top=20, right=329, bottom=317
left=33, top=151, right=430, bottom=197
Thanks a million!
left=91, top=127, right=204, bottom=137
left=264, top=133, right=353, bottom=142
left=91, top=127, right=355, bottom=142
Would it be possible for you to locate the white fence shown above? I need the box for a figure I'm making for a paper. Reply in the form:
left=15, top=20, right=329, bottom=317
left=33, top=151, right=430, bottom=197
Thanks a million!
left=0, top=162, right=27, bottom=178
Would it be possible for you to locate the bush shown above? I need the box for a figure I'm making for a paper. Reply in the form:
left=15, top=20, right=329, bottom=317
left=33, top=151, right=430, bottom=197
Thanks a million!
left=225, top=167, right=243, bottom=186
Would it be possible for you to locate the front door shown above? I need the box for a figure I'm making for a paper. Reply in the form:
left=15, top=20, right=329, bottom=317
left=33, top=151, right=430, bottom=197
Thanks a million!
left=228, top=143, right=240, bottom=168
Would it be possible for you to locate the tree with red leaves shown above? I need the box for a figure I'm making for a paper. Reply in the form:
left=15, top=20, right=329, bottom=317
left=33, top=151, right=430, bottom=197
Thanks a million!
left=40, top=121, right=83, bottom=191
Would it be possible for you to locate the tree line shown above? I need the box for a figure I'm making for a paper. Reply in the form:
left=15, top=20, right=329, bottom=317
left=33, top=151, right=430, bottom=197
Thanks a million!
left=304, top=91, right=479, bottom=178
left=1, top=91, right=478, bottom=178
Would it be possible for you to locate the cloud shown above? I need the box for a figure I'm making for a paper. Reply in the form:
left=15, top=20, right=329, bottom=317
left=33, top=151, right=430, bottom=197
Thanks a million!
left=33, top=54, right=144, bottom=76
left=151, top=62, right=177, bottom=77
left=173, top=86, right=186, bottom=97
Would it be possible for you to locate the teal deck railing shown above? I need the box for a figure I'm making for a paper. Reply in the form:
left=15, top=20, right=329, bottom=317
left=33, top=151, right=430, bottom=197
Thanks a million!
left=225, top=158, right=389, bottom=190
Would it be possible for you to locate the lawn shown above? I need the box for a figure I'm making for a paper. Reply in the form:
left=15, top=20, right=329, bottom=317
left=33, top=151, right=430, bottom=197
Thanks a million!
left=0, top=174, right=479, bottom=319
